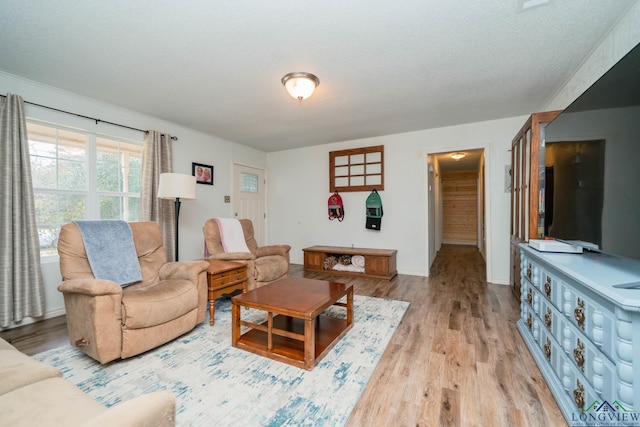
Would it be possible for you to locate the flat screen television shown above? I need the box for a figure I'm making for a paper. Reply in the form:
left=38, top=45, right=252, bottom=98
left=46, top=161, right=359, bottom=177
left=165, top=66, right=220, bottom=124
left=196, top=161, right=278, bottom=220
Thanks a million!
left=542, top=42, right=640, bottom=262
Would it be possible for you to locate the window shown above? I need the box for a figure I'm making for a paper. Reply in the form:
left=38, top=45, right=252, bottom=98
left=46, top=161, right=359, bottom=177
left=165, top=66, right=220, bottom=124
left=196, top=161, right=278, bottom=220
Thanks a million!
left=329, top=145, right=384, bottom=192
left=240, top=172, right=259, bottom=193
left=96, top=137, right=142, bottom=220
left=27, top=122, right=143, bottom=257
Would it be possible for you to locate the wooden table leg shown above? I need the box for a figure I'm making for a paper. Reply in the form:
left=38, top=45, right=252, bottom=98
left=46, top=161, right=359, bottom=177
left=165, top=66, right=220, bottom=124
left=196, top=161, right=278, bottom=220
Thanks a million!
left=267, top=312, right=273, bottom=350
left=209, top=298, right=215, bottom=326
left=231, top=302, right=240, bottom=346
left=346, top=287, right=353, bottom=326
left=304, top=318, right=315, bottom=370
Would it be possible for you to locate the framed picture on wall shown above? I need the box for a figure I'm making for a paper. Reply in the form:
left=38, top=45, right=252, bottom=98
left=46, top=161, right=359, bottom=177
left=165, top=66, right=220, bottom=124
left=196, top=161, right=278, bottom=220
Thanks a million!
left=192, top=162, right=213, bottom=185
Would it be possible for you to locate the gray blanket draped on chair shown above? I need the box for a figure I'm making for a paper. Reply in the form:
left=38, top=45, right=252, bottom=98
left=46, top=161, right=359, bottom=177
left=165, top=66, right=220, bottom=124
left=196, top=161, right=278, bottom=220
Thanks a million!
left=73, top=220, right=142, bottom=286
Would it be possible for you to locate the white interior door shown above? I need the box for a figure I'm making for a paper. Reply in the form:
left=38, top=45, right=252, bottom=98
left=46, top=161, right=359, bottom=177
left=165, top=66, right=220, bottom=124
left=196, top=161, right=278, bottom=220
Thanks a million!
left=232, top=163, right=266, bottom=245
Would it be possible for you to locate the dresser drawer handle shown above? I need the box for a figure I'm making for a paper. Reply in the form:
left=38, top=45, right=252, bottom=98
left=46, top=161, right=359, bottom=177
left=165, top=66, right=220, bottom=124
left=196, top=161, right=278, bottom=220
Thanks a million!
left=573, top=339, right=585, bottom=372
left=574, top=299, right=586, bottom=330
left=527, top=289, right=533, bottom=306
left=526, top=264, right=532, bottom=281
left=544, top=308, right=552, bottom=330
left=544, top=338, right=552, bottom=361
left=527, top=313, right=532, bottom=330
left=544, top=277, right=552, bottom=298
left=573, top=380, right=585, bottom=410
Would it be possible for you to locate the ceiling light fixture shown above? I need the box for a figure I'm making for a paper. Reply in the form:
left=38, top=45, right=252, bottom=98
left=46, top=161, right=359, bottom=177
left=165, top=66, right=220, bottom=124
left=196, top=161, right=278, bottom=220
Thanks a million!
left=281, top=72, right=320, bottom=102
left=517, top=0, right=550, bottom=12
left=451, top=152, right=466, bottom=161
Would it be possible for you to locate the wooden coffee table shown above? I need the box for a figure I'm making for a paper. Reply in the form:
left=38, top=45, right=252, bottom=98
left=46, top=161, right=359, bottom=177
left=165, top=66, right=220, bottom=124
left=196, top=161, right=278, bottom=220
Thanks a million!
left=231, top=277, right=353, bottom=370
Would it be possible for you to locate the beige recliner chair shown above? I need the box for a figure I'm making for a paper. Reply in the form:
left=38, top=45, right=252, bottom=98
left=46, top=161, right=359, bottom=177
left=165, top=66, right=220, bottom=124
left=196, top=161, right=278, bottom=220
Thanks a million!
left=57, top=221, right=209, bottom=364
left=203, top=218, right=291, bottom=290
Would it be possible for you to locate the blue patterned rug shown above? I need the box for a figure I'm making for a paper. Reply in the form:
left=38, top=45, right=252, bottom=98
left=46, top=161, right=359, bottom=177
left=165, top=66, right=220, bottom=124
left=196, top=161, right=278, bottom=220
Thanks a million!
left=34, top=295, right=409, bottom=426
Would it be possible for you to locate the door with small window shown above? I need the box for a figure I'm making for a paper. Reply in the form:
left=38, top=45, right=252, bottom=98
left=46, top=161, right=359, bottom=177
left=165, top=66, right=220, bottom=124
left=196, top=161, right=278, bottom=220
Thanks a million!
left=232, top=164, right=266, bottom=245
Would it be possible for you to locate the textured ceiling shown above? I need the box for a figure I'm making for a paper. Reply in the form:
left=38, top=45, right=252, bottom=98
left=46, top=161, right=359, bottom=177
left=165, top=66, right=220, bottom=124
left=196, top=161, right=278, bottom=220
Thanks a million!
left=0, top=1, right=635, bottom=152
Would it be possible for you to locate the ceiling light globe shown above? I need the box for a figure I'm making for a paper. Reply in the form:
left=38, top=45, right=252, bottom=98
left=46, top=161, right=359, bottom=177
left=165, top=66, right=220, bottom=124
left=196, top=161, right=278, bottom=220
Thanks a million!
left=281, top=72, right=320, bottom=102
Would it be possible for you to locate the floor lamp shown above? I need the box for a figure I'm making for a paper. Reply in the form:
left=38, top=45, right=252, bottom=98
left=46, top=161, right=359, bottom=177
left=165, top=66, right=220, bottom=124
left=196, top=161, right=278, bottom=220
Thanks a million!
left=157, top=173, right=196, bottom=261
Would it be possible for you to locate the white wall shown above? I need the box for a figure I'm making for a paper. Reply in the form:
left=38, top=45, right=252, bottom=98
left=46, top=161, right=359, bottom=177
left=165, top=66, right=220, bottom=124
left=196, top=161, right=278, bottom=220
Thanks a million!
left=477, top=153, right=487, bottom=260
left=266, top=115, right=527, bottom=284
left=1, top=72, right=267, bottom=328
left=426, top=155, right=437, bottom=269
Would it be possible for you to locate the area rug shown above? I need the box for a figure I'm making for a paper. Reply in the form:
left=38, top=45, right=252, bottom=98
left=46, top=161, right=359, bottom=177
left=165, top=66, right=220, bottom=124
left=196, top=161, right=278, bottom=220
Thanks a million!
left=34, top=295, right=409, bottom=426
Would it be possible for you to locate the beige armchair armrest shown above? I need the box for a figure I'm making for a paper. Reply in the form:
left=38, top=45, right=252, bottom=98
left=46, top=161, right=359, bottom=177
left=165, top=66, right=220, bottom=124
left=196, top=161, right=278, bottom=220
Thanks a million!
left=256, top=244, right=291, bottom=258
left=159, top=260, right=209, bottom=284
left=208, top=252, right=256, bottom=261
left=57, top=279, right=124, bottom=363
left=81, top=390, right=176, bottom=427
left=57, top=279, right=123, bottom=296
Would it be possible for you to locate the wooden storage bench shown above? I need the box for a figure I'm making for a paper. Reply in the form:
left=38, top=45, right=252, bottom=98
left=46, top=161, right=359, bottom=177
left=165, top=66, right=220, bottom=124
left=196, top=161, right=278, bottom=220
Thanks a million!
left=303, top=245, right=397, bottom=280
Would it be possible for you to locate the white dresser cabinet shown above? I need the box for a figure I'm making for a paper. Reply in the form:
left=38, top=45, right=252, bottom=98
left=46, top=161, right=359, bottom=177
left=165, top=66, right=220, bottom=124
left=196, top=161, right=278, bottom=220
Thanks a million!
left=517, top=244, right=640, bottom=425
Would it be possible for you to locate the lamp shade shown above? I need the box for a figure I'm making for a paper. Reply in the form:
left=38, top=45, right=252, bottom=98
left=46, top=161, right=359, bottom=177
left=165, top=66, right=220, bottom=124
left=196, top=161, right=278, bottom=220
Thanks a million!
left=281, top=72, right=320, bottom=102
left=157, top=173, right=196, bottom=200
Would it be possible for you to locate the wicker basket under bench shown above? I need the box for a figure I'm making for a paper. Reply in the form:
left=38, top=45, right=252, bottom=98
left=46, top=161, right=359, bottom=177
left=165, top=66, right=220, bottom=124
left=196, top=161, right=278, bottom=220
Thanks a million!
left=302, top=245, right=397, bottom=280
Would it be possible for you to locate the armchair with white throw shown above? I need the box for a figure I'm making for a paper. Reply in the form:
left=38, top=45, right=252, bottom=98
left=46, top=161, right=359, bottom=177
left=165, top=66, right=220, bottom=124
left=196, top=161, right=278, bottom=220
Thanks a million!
left=203, top=218, right=291, bottom=290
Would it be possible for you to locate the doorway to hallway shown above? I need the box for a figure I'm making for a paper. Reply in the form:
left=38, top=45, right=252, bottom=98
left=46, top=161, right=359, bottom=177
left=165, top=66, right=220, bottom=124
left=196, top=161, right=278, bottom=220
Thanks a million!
left=426, top=148, right=486, bottom=276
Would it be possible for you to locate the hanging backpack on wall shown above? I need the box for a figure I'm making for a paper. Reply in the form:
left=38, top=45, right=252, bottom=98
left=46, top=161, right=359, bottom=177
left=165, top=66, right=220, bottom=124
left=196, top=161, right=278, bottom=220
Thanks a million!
left=328, top=192, right=344, bottom=221
left=366, top=189, right=383, bottom=230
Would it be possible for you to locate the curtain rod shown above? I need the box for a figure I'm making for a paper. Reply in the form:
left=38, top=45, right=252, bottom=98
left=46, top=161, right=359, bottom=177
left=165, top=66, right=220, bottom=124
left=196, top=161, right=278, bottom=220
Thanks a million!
left=1, top=94, right=178, bottom=141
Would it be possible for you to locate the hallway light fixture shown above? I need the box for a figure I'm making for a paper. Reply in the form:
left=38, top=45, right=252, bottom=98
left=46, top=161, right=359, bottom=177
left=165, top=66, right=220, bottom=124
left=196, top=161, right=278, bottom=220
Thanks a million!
left=451, top=152, right=466, bottom=161
left=281, top=72, right=320, bottom=102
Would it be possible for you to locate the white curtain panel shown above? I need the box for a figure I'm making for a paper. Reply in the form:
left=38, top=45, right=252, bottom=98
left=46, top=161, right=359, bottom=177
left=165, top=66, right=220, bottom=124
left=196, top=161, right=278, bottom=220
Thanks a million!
left=0, top=93, right=45, bottom=327
left=140, top=130, right=175, bottom=261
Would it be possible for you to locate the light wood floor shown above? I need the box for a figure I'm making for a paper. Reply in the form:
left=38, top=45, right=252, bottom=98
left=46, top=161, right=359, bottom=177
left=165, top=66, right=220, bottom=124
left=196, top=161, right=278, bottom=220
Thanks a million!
left=1, top=244, right=566, bottom=426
